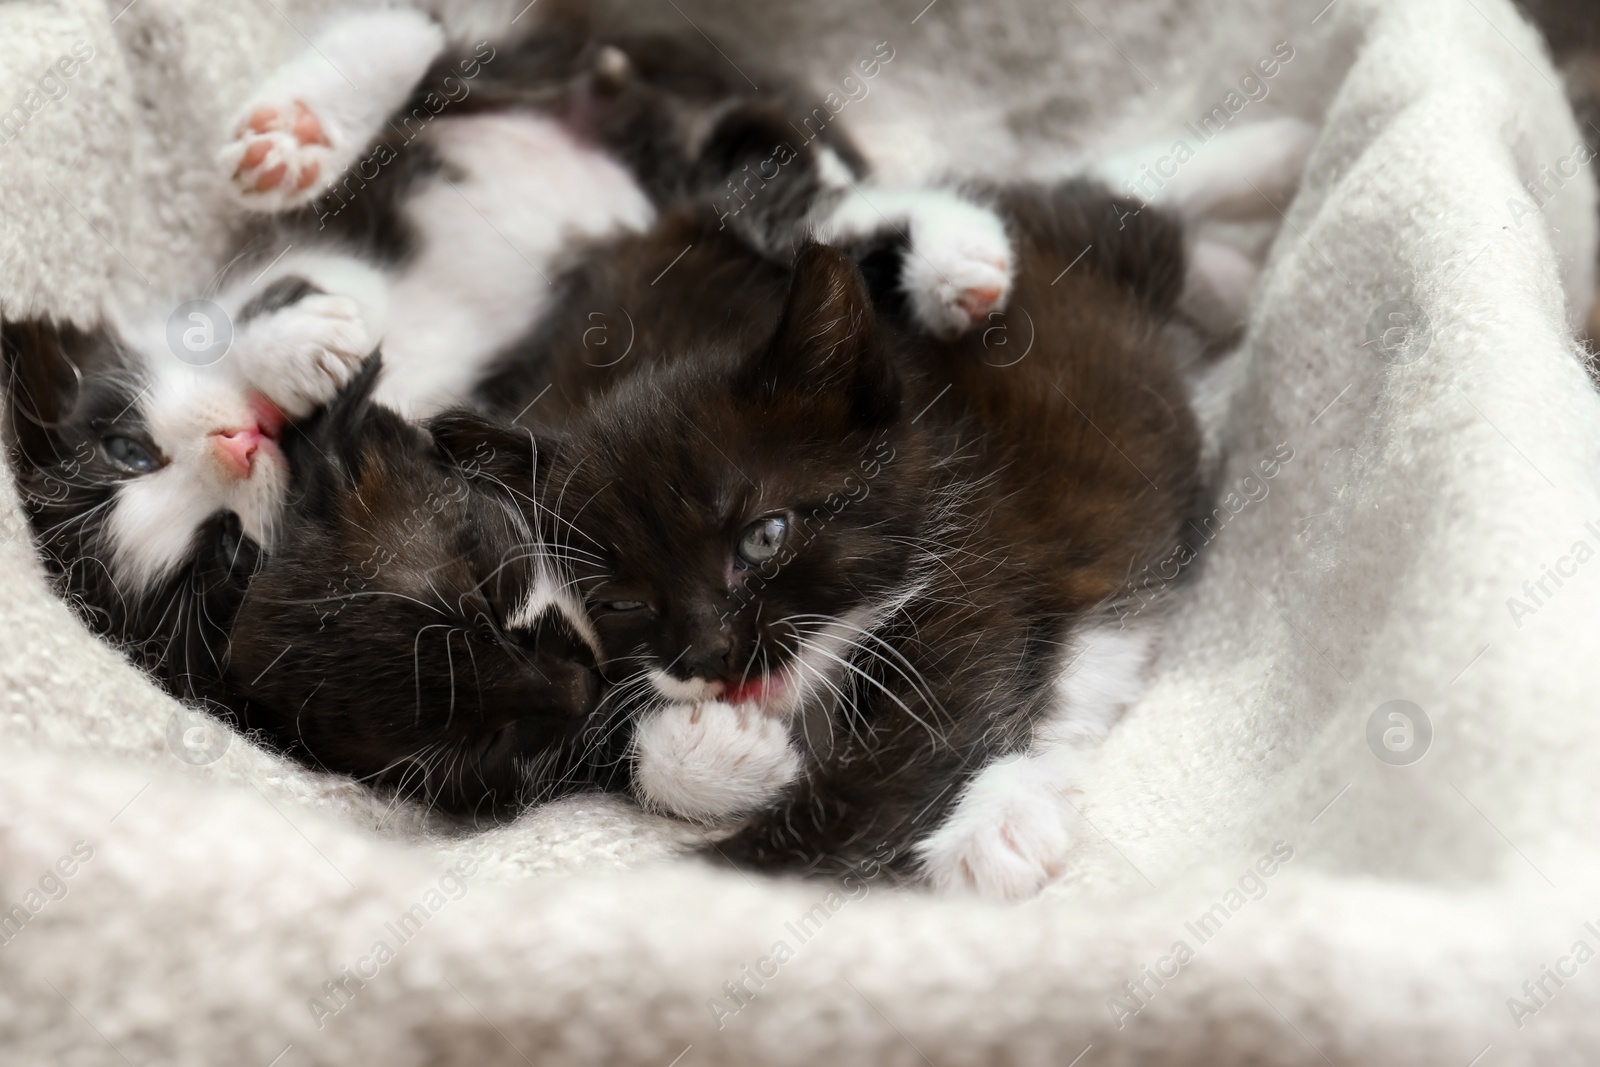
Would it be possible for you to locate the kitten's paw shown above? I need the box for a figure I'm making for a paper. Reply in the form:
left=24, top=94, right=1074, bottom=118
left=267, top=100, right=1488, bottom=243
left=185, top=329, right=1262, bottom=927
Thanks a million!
left=237, top=293, right=373, bottom=417
left=632, top=701, right=800, bottom=823
left=916, top=754, right=1075, bottom=901
left=219, top=100, right=334, bottom=210
left=902, top=199, right=1014, bottom=339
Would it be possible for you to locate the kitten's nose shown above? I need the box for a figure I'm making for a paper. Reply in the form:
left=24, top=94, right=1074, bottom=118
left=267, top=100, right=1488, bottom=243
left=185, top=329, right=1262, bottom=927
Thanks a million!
left=555, top=662, right=601, bottom=717
left=680, top=632, right=735, bottom=681
left=209, top=426, right=267, bottom=479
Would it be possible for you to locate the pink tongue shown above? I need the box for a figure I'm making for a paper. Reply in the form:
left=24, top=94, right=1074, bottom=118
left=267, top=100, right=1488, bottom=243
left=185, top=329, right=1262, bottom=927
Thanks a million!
left=724, top=678, right=767, bottom=706
left=245, top=391, right=287, bottom=440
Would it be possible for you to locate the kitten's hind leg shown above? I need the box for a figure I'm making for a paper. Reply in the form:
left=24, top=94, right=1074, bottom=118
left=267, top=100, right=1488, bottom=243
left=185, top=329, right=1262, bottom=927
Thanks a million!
left=220, top=9, right=446, bottom=210
left=815, top=188, right=1015, bottom=340
left=916, top=621, right=1154, bottom=900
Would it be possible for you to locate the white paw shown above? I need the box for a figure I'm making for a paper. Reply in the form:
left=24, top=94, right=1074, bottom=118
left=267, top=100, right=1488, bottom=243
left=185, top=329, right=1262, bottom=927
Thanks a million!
left=902, top=197, right=1015, bottom=339
left=237, top=294, right=372, bottom=417
left=218, top=99, right=336, bottom=211
left=631, top=701, right=800, bottom=823
left=917, top=754, right=1076, bottom=901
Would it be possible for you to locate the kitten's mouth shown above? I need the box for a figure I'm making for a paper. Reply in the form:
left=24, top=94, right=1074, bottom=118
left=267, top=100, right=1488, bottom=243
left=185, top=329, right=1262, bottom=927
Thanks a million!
left=723, top=673, right=788, bottom=709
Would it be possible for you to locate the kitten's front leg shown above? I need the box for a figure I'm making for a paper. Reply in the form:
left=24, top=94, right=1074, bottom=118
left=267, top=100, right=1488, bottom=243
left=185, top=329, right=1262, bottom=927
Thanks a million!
left=219, top=9, right=446, bottom=210
left=631, top=700, right=800, bottom=823
left=224, top=256, right=388, bottom=417
left=815, top=188, right=1015, bottom=339
left=918, top=621, right=1154, bottom=899
left=914, top=750, right=1081, bottom=900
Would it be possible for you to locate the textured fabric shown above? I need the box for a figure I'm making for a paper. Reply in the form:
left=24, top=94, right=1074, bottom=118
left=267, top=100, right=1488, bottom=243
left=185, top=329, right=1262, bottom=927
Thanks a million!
left=1, top=0, right=1597, bottom=1063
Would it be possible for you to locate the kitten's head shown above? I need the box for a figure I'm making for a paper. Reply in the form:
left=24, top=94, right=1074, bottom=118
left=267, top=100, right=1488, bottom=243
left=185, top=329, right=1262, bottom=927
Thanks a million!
left=2, top=318, right=286, bottom=689
left=225, top=360, right=614, bottom=816
left=542, top=245, right=926, bottom=715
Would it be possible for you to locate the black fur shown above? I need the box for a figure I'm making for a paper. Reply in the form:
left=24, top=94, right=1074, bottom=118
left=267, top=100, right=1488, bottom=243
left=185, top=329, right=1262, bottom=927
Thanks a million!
left=501, top=181, right=1205, bottom=878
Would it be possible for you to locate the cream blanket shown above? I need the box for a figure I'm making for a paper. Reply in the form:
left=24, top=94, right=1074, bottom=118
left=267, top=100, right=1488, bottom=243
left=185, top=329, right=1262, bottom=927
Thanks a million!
left=2, top=0, right=1598, bottom=1063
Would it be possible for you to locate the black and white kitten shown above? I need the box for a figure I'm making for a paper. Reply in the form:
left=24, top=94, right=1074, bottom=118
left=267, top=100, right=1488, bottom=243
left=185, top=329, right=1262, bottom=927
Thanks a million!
left=219, top=5, right=1017, bottom=415
left=443, top=181, right=1205, bottom=895
left=1, top=294, right=370, bottom=702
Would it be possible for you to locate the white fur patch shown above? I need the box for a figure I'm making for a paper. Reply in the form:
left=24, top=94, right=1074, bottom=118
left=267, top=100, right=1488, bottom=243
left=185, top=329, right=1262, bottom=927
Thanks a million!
left=232, top=291, right=374, bottom=419
left=219, top=9, right=447, bottom=210
left=816, top=187, right=1014, bottom=339
left=373, top=112, right=656, bottom=415
left=631, top=701, right=800, bottom=823
left=1094, top=117, right=1319, bottom=221
left=98, top=249, right=400, bottom=593
left=508, top=563, right=602, bottom=663
left=103, top=368, right=288, bottom=593
left=918, top=619, right=1156, bottom=899
left=1040, top=622, right=1156, bottom=748
left=648, top=671, right=723, bottom=704
left=917, top=753, right=1078, bottom=900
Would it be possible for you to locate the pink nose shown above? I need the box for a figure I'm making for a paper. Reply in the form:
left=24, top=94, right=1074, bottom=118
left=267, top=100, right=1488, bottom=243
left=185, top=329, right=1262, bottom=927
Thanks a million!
left=210, top=426, right=267, bottom=479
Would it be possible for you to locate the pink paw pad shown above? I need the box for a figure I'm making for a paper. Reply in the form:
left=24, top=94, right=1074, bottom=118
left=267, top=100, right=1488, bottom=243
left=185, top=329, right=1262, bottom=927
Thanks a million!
left=957, top=285, right=1005, bottom=323
left=228, top=100, right=330, bottom=198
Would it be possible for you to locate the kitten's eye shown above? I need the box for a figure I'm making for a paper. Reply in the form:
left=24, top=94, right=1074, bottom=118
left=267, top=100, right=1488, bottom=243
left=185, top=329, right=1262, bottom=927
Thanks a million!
left=602, top=600, right=648, bottom=613
left=101, top=435, right=162, bottom=474
left=736, top=515, right=789, bottom=567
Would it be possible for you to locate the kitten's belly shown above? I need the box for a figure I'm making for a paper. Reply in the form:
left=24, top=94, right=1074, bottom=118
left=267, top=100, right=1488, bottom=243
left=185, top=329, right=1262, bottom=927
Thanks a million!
left=375, top=112, right=655, bottom=416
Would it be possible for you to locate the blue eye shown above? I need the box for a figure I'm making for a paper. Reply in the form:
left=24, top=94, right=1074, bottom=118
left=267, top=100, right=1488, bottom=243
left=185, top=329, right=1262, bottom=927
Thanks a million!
left=102, top=435, right=161, bottom=474
left=737, top=515, right=788, bottom=567
left=602, top=600, right=647, bottom=612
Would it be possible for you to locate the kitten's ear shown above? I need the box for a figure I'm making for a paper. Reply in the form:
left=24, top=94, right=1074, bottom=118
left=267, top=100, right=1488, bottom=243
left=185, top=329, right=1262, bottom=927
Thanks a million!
left=735, top=243, right=900, bottom=427
left=1, top=318, right=91, bottom=460
left=319, top=353, right=384, bottom=452
left=286, top=352, right=385, bottom=487
left=427, top=410, right=548, bottom=488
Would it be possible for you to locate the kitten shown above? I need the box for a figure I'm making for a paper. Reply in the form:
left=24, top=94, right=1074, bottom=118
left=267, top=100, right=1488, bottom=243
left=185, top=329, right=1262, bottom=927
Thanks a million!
left=450, top=181, right=1206, bottom=895
left=219, top=5, right=1017, bottom=417
left=217, top=359, right=621, bottom=815
left=0, top=288, right=371, bottom=702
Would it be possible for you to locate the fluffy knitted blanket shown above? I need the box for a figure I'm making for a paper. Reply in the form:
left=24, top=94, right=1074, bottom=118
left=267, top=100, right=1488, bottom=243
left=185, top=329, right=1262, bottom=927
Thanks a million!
left=2, top=0, right=1597, bottom=1063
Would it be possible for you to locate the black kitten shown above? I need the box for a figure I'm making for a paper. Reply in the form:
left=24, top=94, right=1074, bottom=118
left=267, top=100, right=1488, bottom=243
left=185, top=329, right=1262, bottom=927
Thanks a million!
left=480, top=181, right=1206, bottom=897
left=218, top=359, right=621, bottom=816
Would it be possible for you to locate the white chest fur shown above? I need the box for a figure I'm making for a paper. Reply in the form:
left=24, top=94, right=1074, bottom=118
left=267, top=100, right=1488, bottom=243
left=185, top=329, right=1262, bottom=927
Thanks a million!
left=375, top=112, right=657, bottom=416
